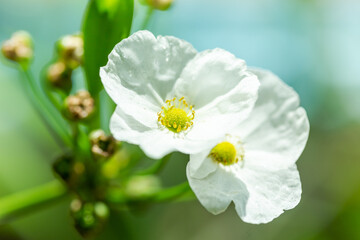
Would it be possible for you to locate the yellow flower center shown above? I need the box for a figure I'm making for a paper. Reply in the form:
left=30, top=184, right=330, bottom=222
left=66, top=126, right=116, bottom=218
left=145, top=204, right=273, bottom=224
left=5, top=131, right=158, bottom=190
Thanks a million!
left=158, top=97, right=195, bottom=133
left=209, top=141, right=240, bottom=165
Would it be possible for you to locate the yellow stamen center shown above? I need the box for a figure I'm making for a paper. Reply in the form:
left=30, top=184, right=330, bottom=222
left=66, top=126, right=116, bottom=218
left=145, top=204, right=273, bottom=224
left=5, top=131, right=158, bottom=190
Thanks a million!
left=209, top=141, right=239, bottom=165
left=157, top=97, right=195, bottom=133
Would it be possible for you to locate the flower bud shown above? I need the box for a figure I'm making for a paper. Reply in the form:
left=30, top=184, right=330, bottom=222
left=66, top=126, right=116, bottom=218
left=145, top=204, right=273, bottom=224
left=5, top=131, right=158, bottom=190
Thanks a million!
left=46, top=61, right=72, bottom=92
left=70, top=198, right=83, bottom=212
left=125, top=175, right=161, bottom=200
left=57, top=34, right=83, bottom=69
left=53, top=154, right=86, bottom=188
left=94, top=202, right=110, bottom=220
left=64, top=90, right=94, bottom=121
left=71, top=200, right=109, bottom=238
left=146, top=0, right=173, bottom=10
left=1, top=31, right=33, bottom=64
left=90, top=130, right=117, bottom=159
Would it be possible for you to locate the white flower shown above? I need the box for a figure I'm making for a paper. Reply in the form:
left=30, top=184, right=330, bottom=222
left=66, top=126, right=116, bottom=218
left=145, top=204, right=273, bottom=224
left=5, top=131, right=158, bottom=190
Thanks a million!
left=100, top=31, right=260, bottom=159
left=187, top=68, right=310, bottom=224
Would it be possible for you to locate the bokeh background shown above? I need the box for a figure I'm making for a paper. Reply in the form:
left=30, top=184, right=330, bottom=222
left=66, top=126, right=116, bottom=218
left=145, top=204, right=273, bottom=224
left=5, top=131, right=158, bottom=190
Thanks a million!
left=1, top=0, right=360, bottom=239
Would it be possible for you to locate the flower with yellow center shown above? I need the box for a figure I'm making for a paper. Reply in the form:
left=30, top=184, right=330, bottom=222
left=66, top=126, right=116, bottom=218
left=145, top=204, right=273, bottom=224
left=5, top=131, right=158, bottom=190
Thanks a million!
left=100, top=31, right=260, bottom=159
left=209, top=141, right=240, bottom=165
left=187, top=69, right=309, bottom=224
left=157, top=97, right=195, bottom=133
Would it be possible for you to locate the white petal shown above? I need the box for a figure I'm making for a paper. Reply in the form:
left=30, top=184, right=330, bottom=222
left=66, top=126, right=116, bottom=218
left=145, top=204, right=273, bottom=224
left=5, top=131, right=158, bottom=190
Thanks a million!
left=172, top=48, right=259, bottom=141
left=137, top=129, right=218, bottom=160
left=234, top=164, right=301, bottom=224
left=187, top=163, right=248, bottom=215
left=239, top=68, right=310, bottom=169
left=110, top=106, right=153, bottom=145
left=187, top=75, right=260, bottom=141
left=174, top=48, right=249, bottom=108
left=188, top=151, right=218, bottom=179
left=187, top=153, right=301, bottom=224
left=139, top=131, right=177, bottom=159
left=139, top=131, right=217, bottom=160
left=110, top=106, right=216, bottom=159
left=110, top=108, right=174, bottom=159
left=101, top=30, right=197, bottom=127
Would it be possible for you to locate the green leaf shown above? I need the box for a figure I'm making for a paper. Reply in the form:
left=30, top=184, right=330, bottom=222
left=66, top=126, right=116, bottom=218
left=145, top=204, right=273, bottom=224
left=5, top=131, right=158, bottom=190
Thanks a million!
left=82, top=0, right=133, bottom=96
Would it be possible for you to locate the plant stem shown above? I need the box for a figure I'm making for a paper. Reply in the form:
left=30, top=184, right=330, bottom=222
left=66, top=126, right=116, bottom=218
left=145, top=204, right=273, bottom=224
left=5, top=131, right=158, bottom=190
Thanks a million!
left=71, top=122, right=79, bottom=148
left=89, top=93, right=101, bottom=131
left=141, top=7, right=154, bottom=30
left=136, top=154, right=171, bottom=175
left=21, top=67, right=72, bottom=148
left=41, top=79, right=62, bottom=111
left=152, top=182, right=193, bottom=202
left=107, top=181, right=194, bottom=205
left=0, top=180, right=67, bottom=224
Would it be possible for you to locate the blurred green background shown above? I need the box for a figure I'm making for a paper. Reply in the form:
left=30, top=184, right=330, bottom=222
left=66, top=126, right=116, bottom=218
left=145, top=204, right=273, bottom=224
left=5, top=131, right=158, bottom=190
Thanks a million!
left=1, top=0, right=360, bottom=239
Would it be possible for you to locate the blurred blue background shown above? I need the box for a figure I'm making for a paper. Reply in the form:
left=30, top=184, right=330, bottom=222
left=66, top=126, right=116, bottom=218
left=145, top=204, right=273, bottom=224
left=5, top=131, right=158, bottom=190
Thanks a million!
left=1, top=0, right=360, bottom=239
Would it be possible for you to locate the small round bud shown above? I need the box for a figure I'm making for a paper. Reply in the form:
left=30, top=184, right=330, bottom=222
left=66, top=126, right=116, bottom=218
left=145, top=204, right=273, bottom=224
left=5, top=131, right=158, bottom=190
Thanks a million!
left=53, top=154, right=75, bottom=183
left=46, top=61, right=72, bottom=92
left=1, top=31, right=33, bottom=65
left=52, top=154, right=86, bottom=189
left=146, top=0, right=173, bottom=10
left=125, top=175, right=161, bottom=200
left=64, top=90, right=95, bottom=121
left=57, top=34, right=83, bottom=69
left=71, top=202, right=96, bottom=237
left=12, top=31, right=32, bottom=46
left=71, top=201, right=108, bottom=238
left=90, top=130, right=117, bottom=159
left=70, top=198, right=83, bottom=212
left=94, top=202, right=110, bottom=220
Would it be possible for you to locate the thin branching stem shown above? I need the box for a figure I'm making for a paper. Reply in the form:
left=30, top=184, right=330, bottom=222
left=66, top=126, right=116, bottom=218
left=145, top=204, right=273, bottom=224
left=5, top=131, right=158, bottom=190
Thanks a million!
left=136, top=153, right=171, bottom=175
left=0, top=180, right=67, bottom=224
left=20, top=67, right=72, bottom=148
left=151, top=181, right=194, bottom=202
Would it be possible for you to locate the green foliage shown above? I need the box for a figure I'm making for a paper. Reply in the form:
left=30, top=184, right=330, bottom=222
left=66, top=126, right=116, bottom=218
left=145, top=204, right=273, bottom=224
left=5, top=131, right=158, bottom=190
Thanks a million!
left=82, top=0, right=134, bottom=96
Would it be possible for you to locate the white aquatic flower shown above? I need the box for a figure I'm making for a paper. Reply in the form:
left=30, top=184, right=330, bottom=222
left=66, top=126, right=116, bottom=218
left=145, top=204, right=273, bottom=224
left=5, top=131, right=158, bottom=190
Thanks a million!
left=100, top=31, right=260, bottom=159
left=187, top=68, right=310, bottom=224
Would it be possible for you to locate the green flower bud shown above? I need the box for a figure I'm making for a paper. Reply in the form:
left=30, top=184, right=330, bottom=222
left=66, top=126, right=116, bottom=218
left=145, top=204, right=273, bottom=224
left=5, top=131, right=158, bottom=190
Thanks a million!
left=57, top=34, right=83, bottom=69
left=46, top=61, right=72, bottom=92
left=90, top=130, right=117, bottom=159
left=94, top=202, right=110, bottom=220
left=146, top=0, right=173, bottom=10
left=70, top=198, right=83, bottom=212
left=125, top=175, right=161, bottom=200
left=63, top=90, right=95, bottom=121
left=52, top=154, right=85, bottom=189
left=1, top=31, right=33, bottom=65
left=71, top=200, right=109, bottom=238
left=53, top=154, right=75, bottom=183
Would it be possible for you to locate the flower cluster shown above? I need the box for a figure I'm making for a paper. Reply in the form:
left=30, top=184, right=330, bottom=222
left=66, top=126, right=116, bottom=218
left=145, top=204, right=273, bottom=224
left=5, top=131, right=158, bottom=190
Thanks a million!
left=46, top=34, right=84, bottom=93
left=1, top=31, right=33, bottom=67
left=101, top=31, right=309, bottom=223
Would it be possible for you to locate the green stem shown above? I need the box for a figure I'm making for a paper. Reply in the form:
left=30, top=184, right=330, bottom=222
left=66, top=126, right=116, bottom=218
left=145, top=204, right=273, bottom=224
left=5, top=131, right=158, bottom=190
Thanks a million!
left=107, top=181, right=193, bottom=205
left=152, top=182, right=193, bottom=202
left=71, top=123, right=79, bottom=148
left=89, top=93, right=101, bottom=131
left=136, top=154, right=171, bottom=175
left=0, top=180, right=67, bottom=224
left=42, top=80, right=62, bottom=111
left=21, top=67, right=72, bottom=148
left=141, top=7, right=154, bottom=30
